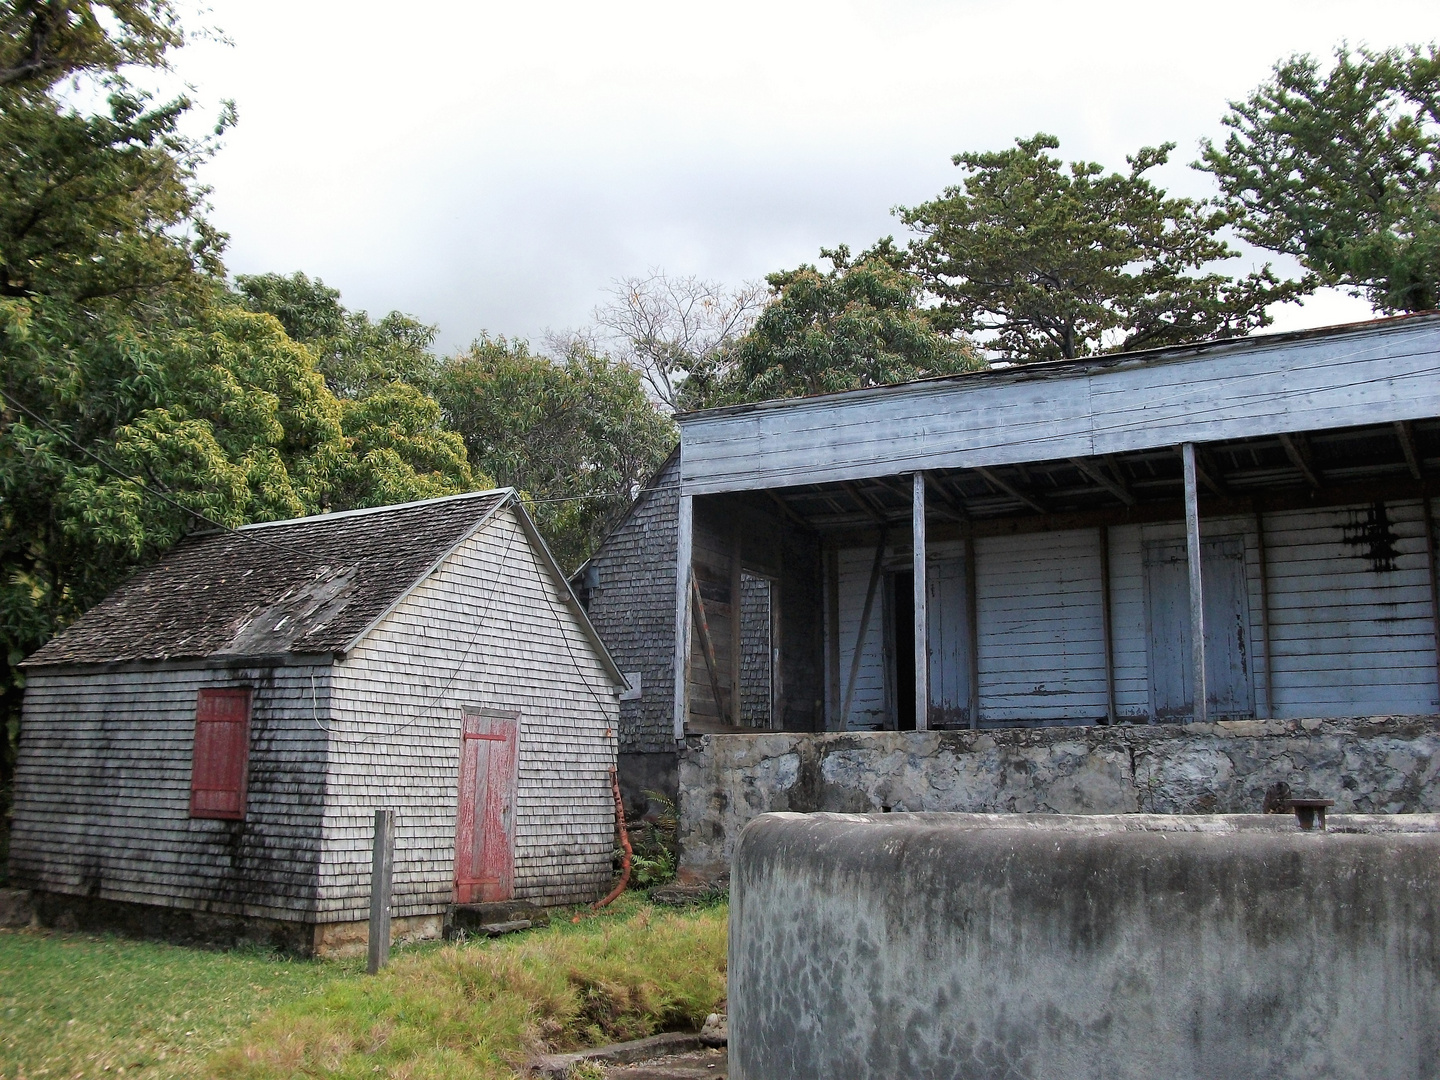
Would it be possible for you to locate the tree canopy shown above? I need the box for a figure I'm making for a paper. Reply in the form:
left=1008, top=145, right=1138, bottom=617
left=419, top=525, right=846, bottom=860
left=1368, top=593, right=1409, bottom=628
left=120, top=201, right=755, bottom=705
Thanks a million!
left=900, top=134, right=1298, bottom=362
left=1201, top=45, right=1440, bottom=314
left=684, top=241, right=980, bottom=407
left=432, top=336, right=675, bottom=571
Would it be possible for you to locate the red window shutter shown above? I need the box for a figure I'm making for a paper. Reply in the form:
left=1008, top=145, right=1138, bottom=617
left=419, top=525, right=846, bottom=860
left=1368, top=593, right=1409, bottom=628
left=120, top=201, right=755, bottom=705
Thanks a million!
left=189, top=688, right=251, bottom=820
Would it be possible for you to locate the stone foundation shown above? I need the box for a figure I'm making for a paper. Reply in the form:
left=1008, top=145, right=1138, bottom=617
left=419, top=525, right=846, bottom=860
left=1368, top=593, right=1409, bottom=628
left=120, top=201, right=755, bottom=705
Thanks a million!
left=312, top=914, right=444, bottom=958
left=678, top=715, right=1440, bottom=878
left=24, top=891, right=446, bottom=956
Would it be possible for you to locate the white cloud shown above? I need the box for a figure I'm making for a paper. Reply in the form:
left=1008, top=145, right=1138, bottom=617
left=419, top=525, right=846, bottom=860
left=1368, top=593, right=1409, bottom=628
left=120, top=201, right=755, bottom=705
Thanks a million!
left=170, top=0, right=1438, bottom=349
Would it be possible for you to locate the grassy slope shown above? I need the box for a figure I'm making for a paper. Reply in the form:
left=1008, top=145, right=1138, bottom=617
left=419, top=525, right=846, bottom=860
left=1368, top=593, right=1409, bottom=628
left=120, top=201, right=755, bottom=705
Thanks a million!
left=0, top=931, right=348, bottom=1079
left=0, top=895, right=727, bottom=1080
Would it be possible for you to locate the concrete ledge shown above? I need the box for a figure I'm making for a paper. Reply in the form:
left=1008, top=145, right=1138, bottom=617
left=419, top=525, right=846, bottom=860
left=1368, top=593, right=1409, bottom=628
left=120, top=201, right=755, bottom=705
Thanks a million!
left=679, top=715, right=1440, bottom=877
left=0, top=888, right=34, bottom=928
left=730, top=811, right=1440, bottom=1080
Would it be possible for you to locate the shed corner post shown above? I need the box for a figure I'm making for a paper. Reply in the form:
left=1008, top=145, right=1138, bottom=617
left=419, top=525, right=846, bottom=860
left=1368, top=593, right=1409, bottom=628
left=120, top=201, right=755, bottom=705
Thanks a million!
left=1182, top=443, right=1208, bottom=724
left=674, top=492, right=694, bottom=743
left=913, top=471, right=929, bottom=732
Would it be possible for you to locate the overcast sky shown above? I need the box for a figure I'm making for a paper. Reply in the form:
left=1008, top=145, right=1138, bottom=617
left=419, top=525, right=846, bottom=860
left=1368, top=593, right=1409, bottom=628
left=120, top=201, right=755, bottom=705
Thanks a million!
left=170, top=1, right=1436, bottom=352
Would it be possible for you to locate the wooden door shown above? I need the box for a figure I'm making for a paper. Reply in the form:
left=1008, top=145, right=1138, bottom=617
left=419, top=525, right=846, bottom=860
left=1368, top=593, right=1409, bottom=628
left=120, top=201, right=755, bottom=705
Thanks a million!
left=926, top=558, right=971, bottom=726
left=454, top=708, right=519, bottom=904
left=1145, top=537, right=1255, bottom=721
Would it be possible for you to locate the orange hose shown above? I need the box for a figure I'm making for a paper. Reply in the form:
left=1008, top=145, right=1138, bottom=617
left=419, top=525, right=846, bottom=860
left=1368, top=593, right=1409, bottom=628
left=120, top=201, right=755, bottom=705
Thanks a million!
left=593, top=766, right=632, bottom=910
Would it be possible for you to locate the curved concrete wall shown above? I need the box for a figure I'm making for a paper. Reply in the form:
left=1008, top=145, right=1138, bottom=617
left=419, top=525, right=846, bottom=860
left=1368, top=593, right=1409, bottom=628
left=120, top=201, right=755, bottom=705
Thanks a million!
left=730, top=811, right=1440, bottom=1080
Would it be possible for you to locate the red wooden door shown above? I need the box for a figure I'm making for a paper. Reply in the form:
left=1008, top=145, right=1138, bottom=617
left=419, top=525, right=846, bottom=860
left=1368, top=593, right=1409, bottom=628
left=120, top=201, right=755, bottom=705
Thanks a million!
left=454, top=708, right=519, bottom=903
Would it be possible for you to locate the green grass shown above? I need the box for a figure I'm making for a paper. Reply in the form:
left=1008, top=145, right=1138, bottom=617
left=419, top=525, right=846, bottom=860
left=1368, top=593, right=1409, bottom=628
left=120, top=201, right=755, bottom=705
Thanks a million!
left=0, top=894, right=728, bottom=1080
left=0, top=929, right=349, bottom=1078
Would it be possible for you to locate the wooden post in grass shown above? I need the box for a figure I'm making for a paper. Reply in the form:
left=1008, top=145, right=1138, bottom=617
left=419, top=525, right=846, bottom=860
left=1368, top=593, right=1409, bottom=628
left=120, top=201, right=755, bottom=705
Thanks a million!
left=368, top=809, right=395, bottom=975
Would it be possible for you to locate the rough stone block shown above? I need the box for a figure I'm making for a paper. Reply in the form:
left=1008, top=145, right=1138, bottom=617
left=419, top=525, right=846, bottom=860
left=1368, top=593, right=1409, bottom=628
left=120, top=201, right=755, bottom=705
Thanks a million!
left=0, top=888, right=34, bottom=928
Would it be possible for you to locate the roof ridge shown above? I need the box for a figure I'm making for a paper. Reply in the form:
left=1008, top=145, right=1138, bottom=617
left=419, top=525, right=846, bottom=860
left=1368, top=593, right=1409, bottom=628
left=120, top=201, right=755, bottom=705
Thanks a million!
left=237, top=488, right=514, bottom=532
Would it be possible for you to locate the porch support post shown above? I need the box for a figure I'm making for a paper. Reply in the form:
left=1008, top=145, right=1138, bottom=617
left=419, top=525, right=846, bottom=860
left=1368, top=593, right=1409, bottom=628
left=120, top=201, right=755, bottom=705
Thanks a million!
left=1099, top=525, right=1116, bottom=725
left=1182, top=443, right=1208, bottom=724
left=1254, top=506, right=1276, bottom=718
left=673, top=492, right=694, bottom=742
left=731, top=531, right=743, bottom=726
left=913, top=471, right=929, bottom=732
left=965, top=534, right=980, bottom=730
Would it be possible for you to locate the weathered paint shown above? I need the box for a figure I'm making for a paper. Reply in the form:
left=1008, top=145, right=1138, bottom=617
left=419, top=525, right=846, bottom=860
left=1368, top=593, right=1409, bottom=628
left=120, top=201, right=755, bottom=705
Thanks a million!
left=827, top=499, right=1440, bottom=729
left=679, top=316, right=1440, bottom=494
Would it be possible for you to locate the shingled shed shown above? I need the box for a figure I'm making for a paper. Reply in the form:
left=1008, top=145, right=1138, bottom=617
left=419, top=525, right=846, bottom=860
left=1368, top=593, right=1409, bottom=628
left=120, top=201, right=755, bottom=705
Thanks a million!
left=8, top=489, right=625, bottom=954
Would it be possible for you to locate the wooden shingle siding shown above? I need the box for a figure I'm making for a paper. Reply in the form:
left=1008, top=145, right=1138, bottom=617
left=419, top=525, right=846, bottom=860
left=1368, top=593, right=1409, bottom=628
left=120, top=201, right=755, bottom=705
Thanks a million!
left=827, top=498, right=1440, bottom=727
left=325, top=506, right=618, bottom=921
left=9, top=664, right=328, bottom=920
left=579, top=455, right=680, bottom=754
left=679, top=318, right=1440, bottom=494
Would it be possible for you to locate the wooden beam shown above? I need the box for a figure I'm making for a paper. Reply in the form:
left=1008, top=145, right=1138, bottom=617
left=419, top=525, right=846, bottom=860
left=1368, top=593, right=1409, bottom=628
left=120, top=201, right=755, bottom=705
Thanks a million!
left=1254, top=507, right=1275, bottom=718
left=913, top=471, right=929, bottom=732
left=841, top=528, right=888, bottom=727
left=1193, top=446, right=1231, bottom=497
left=1397, top=420, right=1423, bottom=481
left=842, top=480, right=892, bottom=525
left=691, top=579, right=729, bottom=720
left=1422, top=490, right=1440, bottom=707
left=1182, top=443, right=1208, bottom=725
left=973, top=465, right=1047, bottom=515
left=820, top=475, right=1439, bottom=550
left=730, top=532, right=743, bottom=726
left=673, top=493, right=693, bottom=741
left=924, top=473, right=972, bottom=524
left=965, top=535, right=980, bottom=729
left=1278, top=432, right=1321, bottom=490
left=1099, top=525, right=1116, bottom=724
left=1070, top=457, right=1136, bottom=507
left=765, top=490, right=816, bottom=533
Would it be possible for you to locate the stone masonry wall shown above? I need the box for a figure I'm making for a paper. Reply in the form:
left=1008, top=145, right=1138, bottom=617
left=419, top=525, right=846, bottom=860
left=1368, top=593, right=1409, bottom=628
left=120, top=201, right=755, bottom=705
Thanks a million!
left=677, top=715, right=1440, bottom=877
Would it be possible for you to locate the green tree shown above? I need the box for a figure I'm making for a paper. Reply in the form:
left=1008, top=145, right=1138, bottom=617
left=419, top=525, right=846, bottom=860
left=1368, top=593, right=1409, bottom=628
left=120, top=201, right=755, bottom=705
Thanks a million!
left=685, top=241, right=981, bottom=408
left=236, top=271, right=474, bottom=501
left=1201, top=45, right=1440, bottom=313
left=900, top=134, right=1298, bottom=362
left=432, top=336, right=674, bottom=570
left=235, top=271, right=441, bottom=398
left=0, top=0, right=181, bottom=90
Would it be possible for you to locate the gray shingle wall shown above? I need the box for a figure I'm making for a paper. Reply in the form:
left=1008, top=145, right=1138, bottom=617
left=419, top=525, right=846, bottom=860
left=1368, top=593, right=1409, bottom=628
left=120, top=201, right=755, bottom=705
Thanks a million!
left=324, top=506, right=620, bottom=920
left=740, top=574, right=773, bottom=727
left=9, top=663, right=329, bottom=921
left=582, top=455, right=680, bottom=754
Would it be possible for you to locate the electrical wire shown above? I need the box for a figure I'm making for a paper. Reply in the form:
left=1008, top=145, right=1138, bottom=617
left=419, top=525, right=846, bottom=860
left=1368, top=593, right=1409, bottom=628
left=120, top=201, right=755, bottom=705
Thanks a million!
left=0, top=385, right=338, bottom=563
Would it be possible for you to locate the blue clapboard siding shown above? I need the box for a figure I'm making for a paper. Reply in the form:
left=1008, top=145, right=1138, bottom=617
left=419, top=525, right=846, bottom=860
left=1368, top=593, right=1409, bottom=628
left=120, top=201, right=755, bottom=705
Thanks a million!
left=679, top=316, right=1440, bottom=495
left=828, top=500, right=1440, bottom=727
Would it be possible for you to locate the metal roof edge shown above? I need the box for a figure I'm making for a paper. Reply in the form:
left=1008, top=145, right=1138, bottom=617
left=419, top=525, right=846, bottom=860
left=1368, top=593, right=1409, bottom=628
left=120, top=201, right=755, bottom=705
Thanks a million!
left=337, top=489, right=515, bottom=656
left=673, top=312, right=1440, bottom=425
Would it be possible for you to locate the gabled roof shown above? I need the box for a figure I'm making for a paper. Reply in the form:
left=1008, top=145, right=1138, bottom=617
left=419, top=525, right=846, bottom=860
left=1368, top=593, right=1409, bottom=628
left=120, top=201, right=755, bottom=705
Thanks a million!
left=25, top=489, right=624, bottom=684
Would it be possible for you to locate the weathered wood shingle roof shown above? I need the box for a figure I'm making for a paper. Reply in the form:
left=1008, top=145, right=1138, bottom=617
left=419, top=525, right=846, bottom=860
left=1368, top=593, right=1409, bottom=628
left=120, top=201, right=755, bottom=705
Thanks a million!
left=26, top=490, right=511, bottom=667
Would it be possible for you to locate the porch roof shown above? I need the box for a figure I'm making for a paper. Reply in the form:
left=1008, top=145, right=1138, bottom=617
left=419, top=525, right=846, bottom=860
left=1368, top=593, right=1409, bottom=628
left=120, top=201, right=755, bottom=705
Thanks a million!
left=676, top=314, right=1440, bottom=508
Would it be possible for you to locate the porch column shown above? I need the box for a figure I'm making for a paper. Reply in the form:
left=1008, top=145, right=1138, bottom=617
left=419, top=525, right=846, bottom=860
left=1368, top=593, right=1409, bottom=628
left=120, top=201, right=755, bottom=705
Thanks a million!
left=1182, top=443, right=1207, bottom=724
left=674, top=492, right=693, bottom=742
left=913, top=471, right=928, bottom=731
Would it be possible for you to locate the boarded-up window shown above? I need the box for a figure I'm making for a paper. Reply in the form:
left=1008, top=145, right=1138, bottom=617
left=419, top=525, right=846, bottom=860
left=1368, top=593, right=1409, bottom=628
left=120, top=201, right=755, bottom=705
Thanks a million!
left=189, top=688, right=252, bottom=820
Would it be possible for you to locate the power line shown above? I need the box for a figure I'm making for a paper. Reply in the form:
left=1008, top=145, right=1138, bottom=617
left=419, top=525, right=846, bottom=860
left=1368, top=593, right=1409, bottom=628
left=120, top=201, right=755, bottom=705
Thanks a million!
left=0, top=385, right=336, bottom=563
